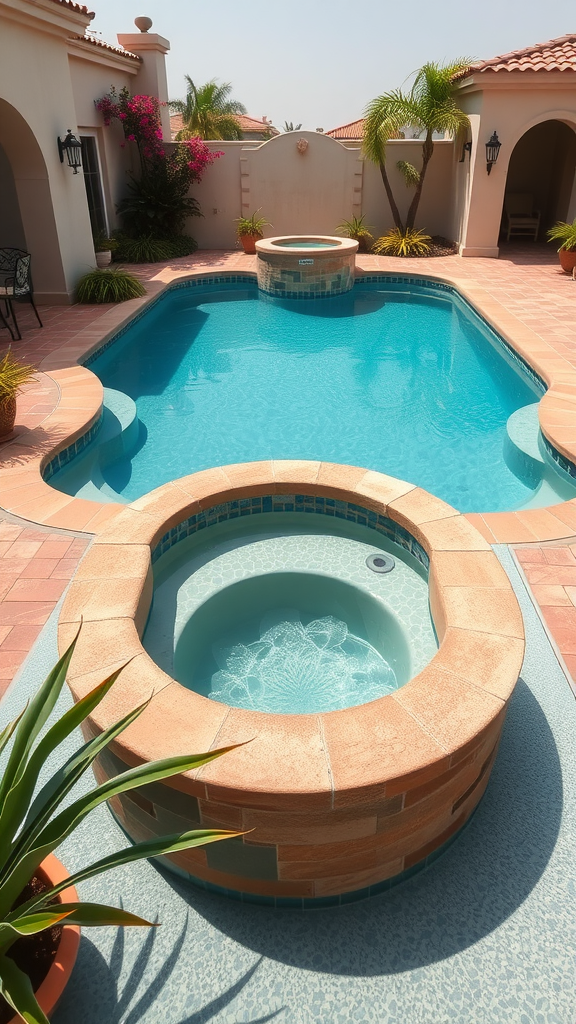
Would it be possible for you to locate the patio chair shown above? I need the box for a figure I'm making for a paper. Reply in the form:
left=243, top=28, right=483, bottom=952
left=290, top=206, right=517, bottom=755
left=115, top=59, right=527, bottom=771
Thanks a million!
left=0, top=248, right=43, bottom=342
left=503, top=193, right=541, bottom=243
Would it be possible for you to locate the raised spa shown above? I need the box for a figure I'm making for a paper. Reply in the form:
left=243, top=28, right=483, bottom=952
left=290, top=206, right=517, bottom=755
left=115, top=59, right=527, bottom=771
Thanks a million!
left=63, top=464, right=524, bottom=907
left=255, top=234, right=358, bottom=297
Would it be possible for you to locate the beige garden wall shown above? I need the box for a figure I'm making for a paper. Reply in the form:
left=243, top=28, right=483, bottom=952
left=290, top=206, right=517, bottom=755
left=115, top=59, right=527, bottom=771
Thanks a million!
left=186, top=132, right=455, bottom=249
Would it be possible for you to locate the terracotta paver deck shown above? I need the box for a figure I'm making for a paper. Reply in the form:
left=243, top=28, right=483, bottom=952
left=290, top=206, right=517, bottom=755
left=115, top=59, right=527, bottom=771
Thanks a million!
left=1, top=243, right=576, bottom=692
left=0, top=513, right=89, bottom=697
left=515, top=541, right=576, bottom=684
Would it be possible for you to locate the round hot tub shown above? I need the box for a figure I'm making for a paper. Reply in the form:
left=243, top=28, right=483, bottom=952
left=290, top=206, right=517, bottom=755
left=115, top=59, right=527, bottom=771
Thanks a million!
left=59, top=462, right=524, bottom=907
left=255, top=235, right=358, bottom=298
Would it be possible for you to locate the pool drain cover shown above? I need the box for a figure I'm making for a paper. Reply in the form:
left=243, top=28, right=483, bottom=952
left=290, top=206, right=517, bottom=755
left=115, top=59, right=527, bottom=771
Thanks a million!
left=366, top=553, right=395, bottom=574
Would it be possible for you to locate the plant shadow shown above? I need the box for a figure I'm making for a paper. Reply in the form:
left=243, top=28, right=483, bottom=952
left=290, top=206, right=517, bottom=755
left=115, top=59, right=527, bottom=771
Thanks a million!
left=54, top=920, right=283, bottom=1024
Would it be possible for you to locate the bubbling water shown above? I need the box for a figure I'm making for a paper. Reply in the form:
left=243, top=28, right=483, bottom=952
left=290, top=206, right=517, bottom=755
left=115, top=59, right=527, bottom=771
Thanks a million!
left=207, top=613, right=398, bottom=714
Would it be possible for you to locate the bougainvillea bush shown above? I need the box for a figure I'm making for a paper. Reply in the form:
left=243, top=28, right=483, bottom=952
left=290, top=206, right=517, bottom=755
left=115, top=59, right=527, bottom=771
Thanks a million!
left=96, top=87, right=221, bottom=240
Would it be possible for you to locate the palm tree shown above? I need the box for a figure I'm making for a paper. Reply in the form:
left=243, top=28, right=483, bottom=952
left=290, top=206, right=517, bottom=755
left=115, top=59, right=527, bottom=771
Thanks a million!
left=363, top=60, right=471, bottom=233
left=170, top=77, right=247, bottom=141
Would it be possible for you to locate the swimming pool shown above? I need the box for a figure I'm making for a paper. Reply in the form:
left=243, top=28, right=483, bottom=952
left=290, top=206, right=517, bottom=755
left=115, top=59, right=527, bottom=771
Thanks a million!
left=50, top=276, right=576, bottom=512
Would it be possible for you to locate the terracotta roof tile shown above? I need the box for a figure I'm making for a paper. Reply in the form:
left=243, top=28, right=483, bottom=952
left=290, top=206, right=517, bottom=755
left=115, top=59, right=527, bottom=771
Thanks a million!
left=73, top=34, right=141, bottom=60
left=457, top=33, right=576, bottom=77
left=326, top=119, right=364, bottom=140
left=48, top=0, right=95, bottom=17
left=169, top=112, right=278, bottom=141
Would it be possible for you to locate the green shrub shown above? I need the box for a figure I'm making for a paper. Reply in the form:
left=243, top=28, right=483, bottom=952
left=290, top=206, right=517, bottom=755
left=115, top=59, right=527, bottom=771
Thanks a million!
left=167, top=234, right=199, bottom=257
left=372, top=227, right=432, bottom=257
left=76, top=269, right=146, bottom=304
left=0, top=628, right=239, bottom=1024
left=117, top=163, right=201, bottom=237
left=113, top=234, right=198, bottom=263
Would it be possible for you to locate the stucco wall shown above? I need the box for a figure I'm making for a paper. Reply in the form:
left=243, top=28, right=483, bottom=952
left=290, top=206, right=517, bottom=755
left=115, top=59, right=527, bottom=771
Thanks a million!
left=69, top=56, right=138, bottom=233
left=455, top=79, right=576, bottom=257
left=0, top=141, right=26, bottom=249
left=0, top=14, right=96, bottom=301
left=186, top=133, right=455, bottom=250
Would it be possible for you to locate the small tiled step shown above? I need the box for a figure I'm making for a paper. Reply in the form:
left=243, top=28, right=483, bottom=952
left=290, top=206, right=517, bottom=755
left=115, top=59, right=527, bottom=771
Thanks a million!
left=505, top=403, right=576, bottom=509
left=49, top=388, right=140, bottom=504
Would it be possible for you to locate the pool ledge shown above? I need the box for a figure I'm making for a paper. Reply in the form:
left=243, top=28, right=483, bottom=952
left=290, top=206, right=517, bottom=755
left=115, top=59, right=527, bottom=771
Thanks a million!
left=57, top=462, right=524, bottom=902
left=2, top=260, right=576, bottom=542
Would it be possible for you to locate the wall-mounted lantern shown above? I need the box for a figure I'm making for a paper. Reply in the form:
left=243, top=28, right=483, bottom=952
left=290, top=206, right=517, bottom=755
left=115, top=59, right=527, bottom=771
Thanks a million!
left=485, top=131, right=501, bottom=175
left=58, top=130, right=83, bottom=173
left=459, top=140, right=472, bottom=163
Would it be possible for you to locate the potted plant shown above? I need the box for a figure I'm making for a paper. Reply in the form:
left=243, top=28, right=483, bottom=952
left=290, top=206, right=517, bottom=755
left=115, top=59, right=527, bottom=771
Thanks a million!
left=0, top=351, right=36, bottom=442
left=336, top=215, right=374, bottom=253
left=547, top=218, right=576, bottom=274
left=235, top=211, right=270, bottom=254
left=93, top=233, right=116, bottom=269
left=0, top=629, right=240, bottom=1024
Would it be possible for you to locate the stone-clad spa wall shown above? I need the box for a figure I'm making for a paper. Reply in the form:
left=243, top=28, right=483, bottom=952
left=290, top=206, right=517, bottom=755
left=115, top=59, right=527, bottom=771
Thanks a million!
left=59, top=462, right=524, bottom=908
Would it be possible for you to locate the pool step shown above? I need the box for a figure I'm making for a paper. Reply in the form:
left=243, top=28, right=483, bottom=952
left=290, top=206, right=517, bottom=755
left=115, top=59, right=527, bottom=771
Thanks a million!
left=504, top=404, right=544, bottom=488
left=98, top=388, right=140, bottom=466
left=505, top=403, right=576, bottom=509
left=49, top=388, right=140, bottom=504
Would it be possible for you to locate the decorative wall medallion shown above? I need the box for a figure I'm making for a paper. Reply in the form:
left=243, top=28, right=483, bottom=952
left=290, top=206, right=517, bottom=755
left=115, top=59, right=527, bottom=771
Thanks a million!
left=296, top=138, right=309, bottom=154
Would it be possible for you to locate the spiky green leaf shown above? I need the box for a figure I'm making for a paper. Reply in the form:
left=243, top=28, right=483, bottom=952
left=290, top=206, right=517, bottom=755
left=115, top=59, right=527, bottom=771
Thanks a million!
left=0, top=953, right=49, bottom=1024
left=0, top=627, right=80, bottom=816
left=0, top=664, right=129, bottom=866
left=18, top=830, right=241, bottom=917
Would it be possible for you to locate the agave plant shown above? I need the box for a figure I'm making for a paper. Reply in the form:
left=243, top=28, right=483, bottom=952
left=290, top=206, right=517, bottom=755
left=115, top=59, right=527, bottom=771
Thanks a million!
left=372, top=227, right=432, bottom=257
left=0, top=629, right=240, bottom=1024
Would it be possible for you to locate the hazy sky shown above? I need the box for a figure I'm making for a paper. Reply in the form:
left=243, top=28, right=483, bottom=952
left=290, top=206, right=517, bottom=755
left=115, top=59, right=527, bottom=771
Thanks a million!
left=89, top=0, right=575, bottom=131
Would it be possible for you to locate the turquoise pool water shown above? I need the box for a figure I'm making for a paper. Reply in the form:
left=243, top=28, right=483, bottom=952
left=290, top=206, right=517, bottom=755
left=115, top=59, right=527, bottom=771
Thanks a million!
left=273, top=240, right=340, bottom=248
left=145, top=512, right=437, bottom=714
left=53, top=278, right=570, bottom=512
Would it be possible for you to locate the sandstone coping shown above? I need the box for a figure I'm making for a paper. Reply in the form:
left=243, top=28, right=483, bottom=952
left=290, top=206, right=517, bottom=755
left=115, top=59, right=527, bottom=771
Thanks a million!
left=255, top=235, right=359, bottom=258
left=2, top=262, right=576, bottom=543
left=58, top=462, right=524, bottom=902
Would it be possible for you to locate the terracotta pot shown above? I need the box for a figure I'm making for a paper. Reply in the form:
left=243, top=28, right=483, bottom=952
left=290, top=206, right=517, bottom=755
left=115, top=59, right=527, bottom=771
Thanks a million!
left=6, top=854, right=80, bottom=1024
left=95, top=250, right=112, bottom=269
left=559, top=248, right=576, bottom=274
left=239, top=234, right=262, bottom=255
left=0, top=395, right=16, bottom=442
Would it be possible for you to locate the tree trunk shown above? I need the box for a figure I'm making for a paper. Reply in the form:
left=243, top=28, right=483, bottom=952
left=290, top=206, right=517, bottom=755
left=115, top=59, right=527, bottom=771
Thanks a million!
left=405, top=132, right=434, bottom=231
left=379, top=161, right=404, bottom=232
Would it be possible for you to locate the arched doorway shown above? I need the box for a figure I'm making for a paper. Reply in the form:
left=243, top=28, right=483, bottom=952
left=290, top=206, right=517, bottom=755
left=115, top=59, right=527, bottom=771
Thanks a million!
left=0, top=99, right=67, bottom=300
left=501, top=119, right=576, bottom=242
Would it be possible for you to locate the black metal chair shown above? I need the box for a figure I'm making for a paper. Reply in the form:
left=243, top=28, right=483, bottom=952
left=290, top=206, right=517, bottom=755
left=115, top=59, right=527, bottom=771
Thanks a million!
left=0, top=248, right=43, bottom=341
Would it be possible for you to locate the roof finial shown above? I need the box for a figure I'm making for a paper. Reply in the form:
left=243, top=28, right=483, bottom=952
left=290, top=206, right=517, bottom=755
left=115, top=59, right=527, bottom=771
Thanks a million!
left=134, top=16, right=153, bottom=32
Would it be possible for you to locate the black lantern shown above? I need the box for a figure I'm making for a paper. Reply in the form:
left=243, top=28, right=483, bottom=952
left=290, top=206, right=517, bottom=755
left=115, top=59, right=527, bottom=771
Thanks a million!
left=485, top=131, right=501, bottom=175
left=58, top=130, right=83, bottom=173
